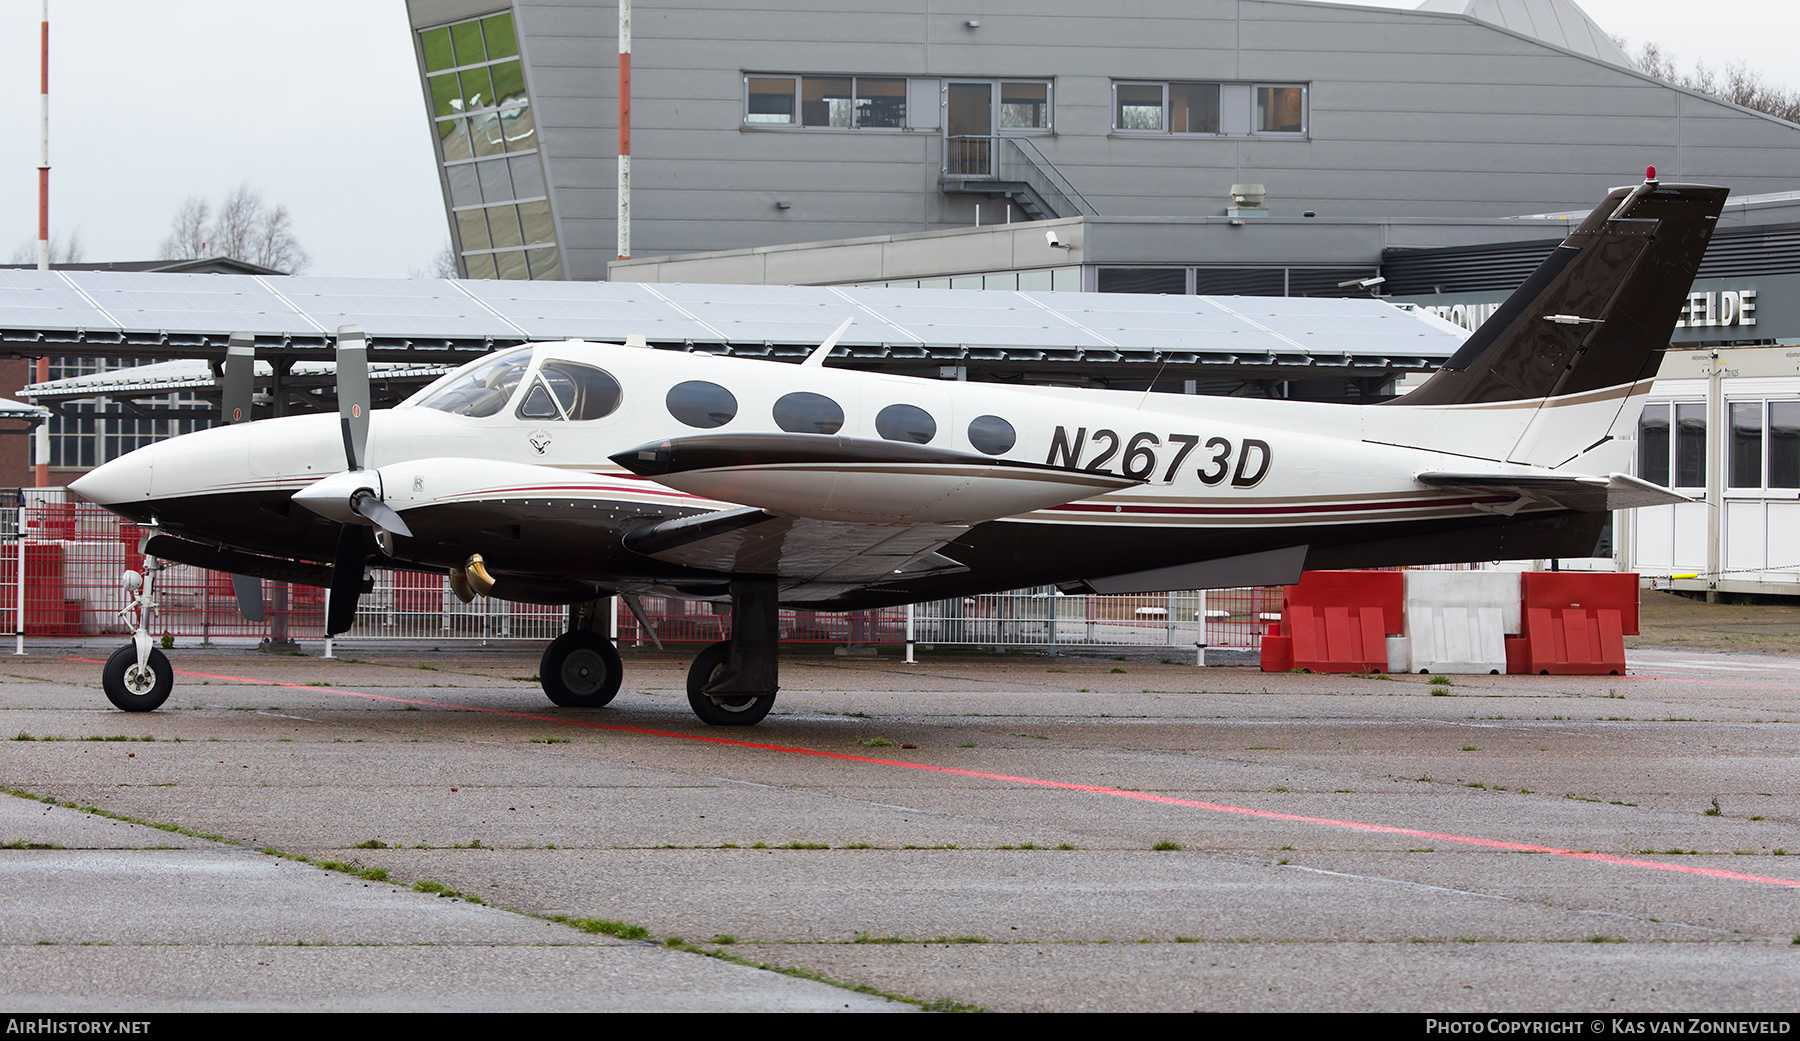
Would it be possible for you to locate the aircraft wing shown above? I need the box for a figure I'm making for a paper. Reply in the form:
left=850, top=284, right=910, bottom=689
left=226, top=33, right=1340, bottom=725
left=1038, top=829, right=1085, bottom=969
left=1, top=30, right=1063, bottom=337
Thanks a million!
left=623, top=506, right=967, bottom=586
left=1415, top=471, right=1690, bottom=512
left=611, top=433, right=1144, bottom=596
left=611, top=433, right=1138, bottom=525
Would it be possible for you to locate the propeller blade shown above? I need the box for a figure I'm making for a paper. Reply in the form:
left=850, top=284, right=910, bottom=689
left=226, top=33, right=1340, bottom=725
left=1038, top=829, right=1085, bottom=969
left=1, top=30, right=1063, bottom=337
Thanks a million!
left=325, top=524, right=365, bottom=636
left=336, top=324, right=370, bottom=472
left=350, top=489, right=414, bottom=539
left=229, top=573, right=265, bottom=623
left=221, top=332, right=255, bottom=424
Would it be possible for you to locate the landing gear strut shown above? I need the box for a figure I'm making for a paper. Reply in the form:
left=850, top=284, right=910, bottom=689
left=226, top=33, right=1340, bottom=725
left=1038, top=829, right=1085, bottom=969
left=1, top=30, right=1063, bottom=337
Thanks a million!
left=539, top=599, right=622, bottom=708
left=102, top=554, right=173, bottom=712
left=686, top=577, right=779, bottom=727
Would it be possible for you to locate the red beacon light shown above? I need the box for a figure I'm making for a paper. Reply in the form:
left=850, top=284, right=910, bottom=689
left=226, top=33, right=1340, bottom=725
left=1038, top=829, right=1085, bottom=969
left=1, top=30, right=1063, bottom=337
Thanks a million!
left=1645, top=164, right=1658, bottom=183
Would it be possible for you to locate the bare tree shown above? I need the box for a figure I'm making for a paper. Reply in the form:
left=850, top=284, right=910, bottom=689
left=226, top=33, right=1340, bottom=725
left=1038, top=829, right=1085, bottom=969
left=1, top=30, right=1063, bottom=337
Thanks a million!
left=207, top=185, right=260, bottom=263
left=9, top=228, right=84, bottom=265
left=431, top=241, right=458, bottom=278
left=250, top=204, right=309, bottom=274
left=1626, top=41, right=1800, bottom=124
left=158, top=197, right=212, bottom=261
left=409, top=242, right=460, bottom=280
left=156, top=185, right=310, bottom=273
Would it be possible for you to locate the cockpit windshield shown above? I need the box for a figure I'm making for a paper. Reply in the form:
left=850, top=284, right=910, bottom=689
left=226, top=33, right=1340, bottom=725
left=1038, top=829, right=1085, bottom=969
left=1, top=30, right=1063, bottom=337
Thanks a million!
left=412, top=348, right=533, bottom=417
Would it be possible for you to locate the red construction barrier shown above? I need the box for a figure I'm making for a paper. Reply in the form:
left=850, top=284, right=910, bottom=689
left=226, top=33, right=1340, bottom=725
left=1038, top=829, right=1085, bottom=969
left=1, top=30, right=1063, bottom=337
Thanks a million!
left=1261, top=570, right=1403, bottom=673
left=0, top=543, right=69, bottom=634
left=1505, top=572, right=1638, bottom=675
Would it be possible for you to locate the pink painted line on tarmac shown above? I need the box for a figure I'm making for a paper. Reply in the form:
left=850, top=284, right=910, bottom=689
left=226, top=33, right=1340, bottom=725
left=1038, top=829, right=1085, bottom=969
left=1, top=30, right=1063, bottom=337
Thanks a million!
left=77, top=657, right=1800, bottom=891
left=1637, top=673, right=1800, bottom=693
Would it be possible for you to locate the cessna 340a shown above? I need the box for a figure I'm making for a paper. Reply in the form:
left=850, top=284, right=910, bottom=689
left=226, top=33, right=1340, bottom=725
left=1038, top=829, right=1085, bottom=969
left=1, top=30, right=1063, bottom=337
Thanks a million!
left=71, top=174, right=1722, bottom=726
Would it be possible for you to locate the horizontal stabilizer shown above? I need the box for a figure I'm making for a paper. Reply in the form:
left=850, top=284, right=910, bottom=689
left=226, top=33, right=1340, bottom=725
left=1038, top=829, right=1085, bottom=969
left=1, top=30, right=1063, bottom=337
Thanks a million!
left=612, top=433, right=1136, bottom=525
left=1416, top=471, right=1689, bottom=512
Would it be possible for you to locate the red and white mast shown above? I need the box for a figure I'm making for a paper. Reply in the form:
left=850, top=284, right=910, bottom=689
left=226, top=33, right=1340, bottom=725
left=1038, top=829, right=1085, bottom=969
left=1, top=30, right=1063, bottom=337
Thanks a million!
left=36, top=0, right=49, bottom=272
left=617, top=0, right=630, bottom=261
left=35, top=0, right=50, bottom=488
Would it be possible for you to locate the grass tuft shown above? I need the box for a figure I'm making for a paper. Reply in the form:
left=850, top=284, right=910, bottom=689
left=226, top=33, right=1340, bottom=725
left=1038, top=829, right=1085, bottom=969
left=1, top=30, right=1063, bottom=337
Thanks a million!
left=552, top=916, right=650, bottom=941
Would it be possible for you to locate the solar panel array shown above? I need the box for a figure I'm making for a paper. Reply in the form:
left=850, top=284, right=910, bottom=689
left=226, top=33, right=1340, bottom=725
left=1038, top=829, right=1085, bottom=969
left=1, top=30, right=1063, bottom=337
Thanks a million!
left=0, top=269, right=1465, bottom=361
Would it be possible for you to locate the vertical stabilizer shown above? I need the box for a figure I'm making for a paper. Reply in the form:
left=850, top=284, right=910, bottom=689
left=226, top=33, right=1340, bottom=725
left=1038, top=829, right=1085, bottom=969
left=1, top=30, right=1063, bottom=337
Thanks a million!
left=1393, top=178, right=1728, bottom=409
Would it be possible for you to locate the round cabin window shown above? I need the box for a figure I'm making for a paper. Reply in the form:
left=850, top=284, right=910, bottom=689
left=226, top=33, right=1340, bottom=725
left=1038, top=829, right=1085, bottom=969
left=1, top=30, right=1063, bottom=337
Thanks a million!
left=666, top=381, right=738, bottom=428
left=773, top=391, right=844, bottom=435
left=968, top=415, right=1016, bottom=455
left=875, top=403, right=937, bottom=445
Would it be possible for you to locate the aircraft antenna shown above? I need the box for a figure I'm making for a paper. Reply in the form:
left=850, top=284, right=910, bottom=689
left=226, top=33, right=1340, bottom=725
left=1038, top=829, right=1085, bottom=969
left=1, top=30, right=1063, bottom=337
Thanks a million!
left=803, top=318, right=856, bottom=367
left=1134, top=354, right=1173, bottom=409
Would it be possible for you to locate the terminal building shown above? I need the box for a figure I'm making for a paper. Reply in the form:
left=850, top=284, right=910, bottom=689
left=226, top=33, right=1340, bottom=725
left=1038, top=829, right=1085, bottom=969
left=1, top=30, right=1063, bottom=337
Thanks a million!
left=394, top=0, right=1800, bottom=593
left=3, top=0, right=1797, bottom=595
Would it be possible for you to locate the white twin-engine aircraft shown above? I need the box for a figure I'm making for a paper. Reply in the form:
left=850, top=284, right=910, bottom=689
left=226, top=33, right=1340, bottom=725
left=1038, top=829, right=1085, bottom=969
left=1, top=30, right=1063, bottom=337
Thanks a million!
left=72, top=175, right=1723, bottom=726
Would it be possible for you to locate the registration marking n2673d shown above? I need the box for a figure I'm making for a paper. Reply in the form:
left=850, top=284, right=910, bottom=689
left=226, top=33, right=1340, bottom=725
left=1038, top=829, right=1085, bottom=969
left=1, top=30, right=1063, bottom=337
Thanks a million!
left=1047, top=426, right=1271, bottom=487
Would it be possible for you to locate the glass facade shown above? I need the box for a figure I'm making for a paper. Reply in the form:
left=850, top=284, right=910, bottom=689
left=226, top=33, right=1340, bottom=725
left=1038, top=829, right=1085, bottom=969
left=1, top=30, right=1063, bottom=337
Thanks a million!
left=420, top=12, right=562, bottom=280
left=46, top=358, right=211, bottom=470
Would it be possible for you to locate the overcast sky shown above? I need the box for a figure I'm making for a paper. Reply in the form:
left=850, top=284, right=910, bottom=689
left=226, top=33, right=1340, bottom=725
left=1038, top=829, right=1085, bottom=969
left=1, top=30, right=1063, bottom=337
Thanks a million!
left=0, top=1, right=1792, bottom=280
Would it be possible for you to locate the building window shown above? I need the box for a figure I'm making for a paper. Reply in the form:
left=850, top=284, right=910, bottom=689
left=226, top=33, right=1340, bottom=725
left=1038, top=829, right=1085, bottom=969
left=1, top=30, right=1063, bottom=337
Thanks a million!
left=1114, top=82, right=1220, bottom=134
left=999, top=82, right=1050, bottom=129
left=746, top=77, right=797, bottom=123
left=1724, top=400, right=1800, bottom=490
left=45, top=358, right=211, bottom=470
left=1641, top=402, right=1707, bottom=489
left=421, top=12, right=561, bottom=280
left=1256, top=86, right=1305, bottom=134
left=1094, top=265, right=1379, bottom=297
left=1112, top=81, right=1303, bottom=137
left=744, top=75, right=914, bottom=129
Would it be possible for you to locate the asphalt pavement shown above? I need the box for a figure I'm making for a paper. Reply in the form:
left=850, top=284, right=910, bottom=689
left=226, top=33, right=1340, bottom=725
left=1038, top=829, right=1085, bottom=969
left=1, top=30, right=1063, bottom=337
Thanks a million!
left=1, top=639, right=1797, bottom=1011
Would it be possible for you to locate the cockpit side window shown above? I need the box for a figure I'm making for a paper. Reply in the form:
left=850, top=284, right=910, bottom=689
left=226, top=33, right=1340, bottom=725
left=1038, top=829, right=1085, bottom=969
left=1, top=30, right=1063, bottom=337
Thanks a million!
left=416, top=351, right=532, bottom=418
left=540, top=362, right=623, bottom=420
left=516, top=380, right=564, bottom=420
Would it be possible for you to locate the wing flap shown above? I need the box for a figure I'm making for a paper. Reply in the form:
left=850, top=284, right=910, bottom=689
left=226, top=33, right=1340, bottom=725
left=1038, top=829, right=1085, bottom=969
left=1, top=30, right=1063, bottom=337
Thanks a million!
left=1416, top=470, right=1689, bottom=512
left=626, top=508, right=969, bottom=584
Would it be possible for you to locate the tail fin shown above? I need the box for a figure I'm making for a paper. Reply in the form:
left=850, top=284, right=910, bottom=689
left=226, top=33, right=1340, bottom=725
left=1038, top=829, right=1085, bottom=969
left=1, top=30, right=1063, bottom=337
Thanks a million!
left=1394, top=178, right=1728, bottom=407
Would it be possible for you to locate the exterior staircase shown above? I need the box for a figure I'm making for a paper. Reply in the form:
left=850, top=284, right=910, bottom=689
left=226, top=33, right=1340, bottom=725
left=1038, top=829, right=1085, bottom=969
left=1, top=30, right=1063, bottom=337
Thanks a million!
left=942, top=136, right=1098, bottom=220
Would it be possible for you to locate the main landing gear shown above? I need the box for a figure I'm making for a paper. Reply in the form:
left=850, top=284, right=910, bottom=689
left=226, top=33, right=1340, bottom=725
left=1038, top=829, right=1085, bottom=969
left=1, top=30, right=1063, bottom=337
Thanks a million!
left=539, top=600, right=623, bottom=708
left=685, top=578, right=779, bottom=727
left=539, top=579, right=781, bottom=727
left=101, top=554, right=174, bottom=712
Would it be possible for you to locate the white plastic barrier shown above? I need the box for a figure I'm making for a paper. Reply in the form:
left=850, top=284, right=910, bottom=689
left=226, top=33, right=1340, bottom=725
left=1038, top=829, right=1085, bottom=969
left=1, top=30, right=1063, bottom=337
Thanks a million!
left=1393, top=570, right=1520, bottom=674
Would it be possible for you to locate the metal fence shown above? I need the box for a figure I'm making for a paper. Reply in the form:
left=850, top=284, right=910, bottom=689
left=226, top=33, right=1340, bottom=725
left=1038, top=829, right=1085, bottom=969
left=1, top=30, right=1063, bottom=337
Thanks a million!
left=1, top=499, right=1283, bottom=655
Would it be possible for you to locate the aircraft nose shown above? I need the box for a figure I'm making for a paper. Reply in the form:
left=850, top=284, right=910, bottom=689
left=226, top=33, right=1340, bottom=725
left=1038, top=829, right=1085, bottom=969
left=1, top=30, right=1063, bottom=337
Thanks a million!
left=69, top=445, right=154, bottom=505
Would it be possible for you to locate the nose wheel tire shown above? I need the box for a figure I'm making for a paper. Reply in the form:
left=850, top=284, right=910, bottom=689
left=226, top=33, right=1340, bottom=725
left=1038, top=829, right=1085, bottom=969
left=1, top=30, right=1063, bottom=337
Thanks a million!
left=539, top=631, right=623, bottom=708
left=685, top=640, right=776, bottom=726
left=102, top=645, right=173, bottom=712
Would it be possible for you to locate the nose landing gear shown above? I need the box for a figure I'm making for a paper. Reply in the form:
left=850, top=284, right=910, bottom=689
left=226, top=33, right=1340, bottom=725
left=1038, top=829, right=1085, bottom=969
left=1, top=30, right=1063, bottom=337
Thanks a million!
left=101, top=557, right=173, bottom=712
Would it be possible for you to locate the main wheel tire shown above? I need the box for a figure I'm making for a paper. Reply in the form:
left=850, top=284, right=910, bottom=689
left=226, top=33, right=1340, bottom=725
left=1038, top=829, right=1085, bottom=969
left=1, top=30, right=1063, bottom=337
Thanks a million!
left=540, top=631, right=623, bottom=708
left=101, top=645, right=173, bottom=712
left=685, top=639, right=776, bottom=726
